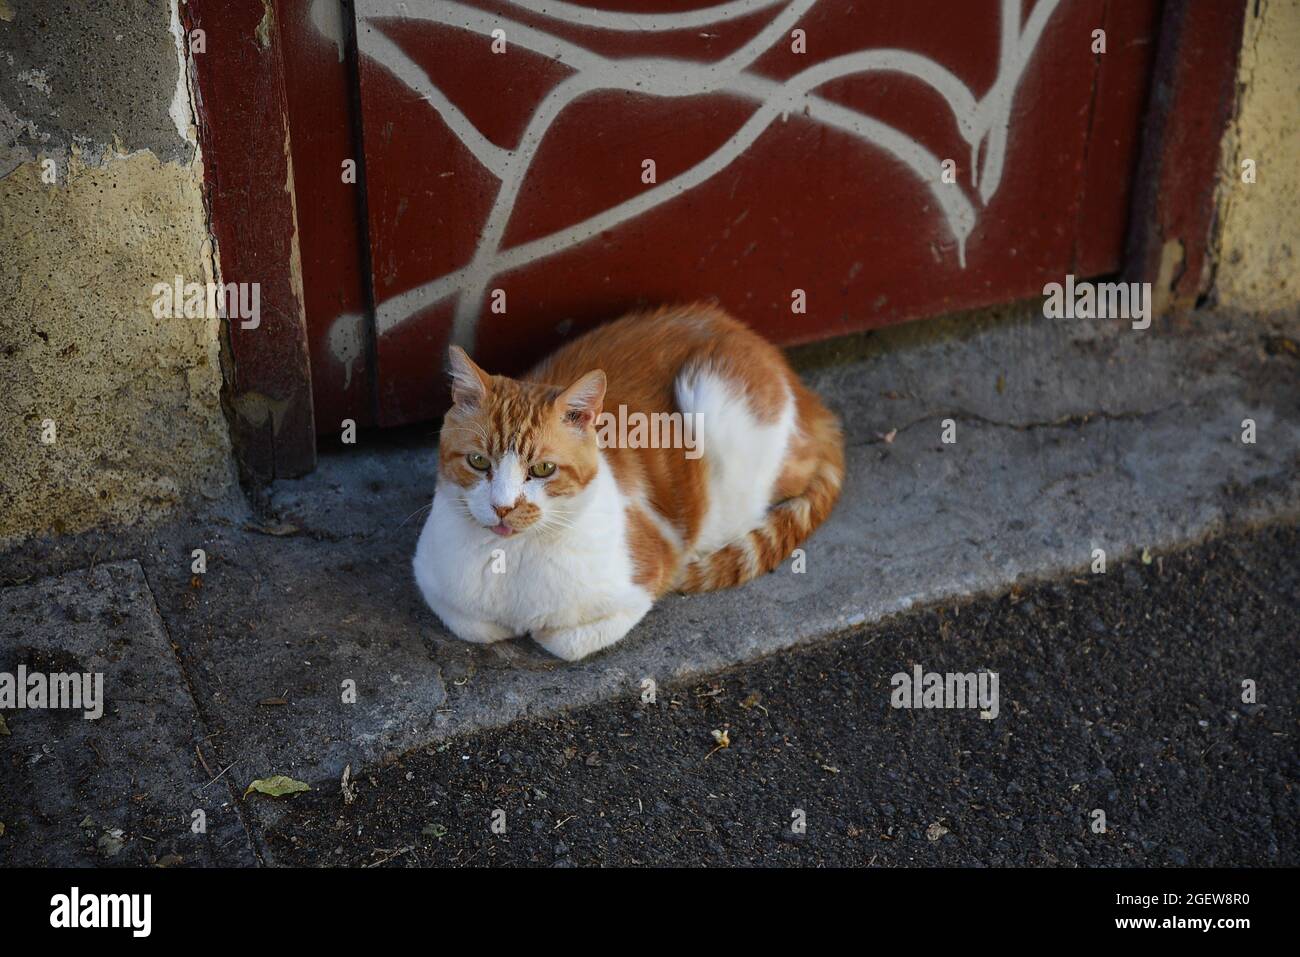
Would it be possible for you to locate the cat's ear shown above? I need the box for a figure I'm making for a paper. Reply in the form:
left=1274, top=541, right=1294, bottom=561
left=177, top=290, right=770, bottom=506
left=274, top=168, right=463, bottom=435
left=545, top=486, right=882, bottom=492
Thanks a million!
left=447, top=345, right=490, bottom=409
left=557, top=369, right=606, bottom=429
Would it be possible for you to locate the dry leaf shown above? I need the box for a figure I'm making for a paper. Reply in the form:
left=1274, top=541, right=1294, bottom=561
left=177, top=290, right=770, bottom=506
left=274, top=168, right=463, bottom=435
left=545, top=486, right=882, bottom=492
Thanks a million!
left=244, top=775, right=311, bottom=799
left=97, top=829, right=125, bottom=857
left=926, top=822, right=950, bottom=842
left=711, top=729, right=730, bottom=748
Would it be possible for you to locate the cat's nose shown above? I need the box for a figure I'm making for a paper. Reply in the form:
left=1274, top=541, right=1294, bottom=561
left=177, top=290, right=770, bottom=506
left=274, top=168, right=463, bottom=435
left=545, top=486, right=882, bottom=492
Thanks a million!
left=492, top=504, right=513, bottom=519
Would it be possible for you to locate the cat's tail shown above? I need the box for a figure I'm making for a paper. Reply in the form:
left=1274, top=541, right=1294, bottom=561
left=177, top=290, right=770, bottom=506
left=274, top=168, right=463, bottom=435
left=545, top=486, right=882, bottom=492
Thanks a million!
left=676, top=396, right=844, bottom=593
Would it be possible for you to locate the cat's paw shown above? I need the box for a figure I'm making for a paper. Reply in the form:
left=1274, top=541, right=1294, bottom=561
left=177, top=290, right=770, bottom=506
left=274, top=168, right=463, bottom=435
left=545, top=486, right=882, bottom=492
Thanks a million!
left=533, top=613, right=640, bottom=661
left=437, top=608, right=514, bottom=645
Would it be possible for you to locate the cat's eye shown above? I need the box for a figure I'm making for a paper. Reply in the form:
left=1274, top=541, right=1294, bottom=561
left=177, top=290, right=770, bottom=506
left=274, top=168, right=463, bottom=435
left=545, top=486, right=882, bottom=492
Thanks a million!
left=529, top=461, right=557, bottom=479
left=467, top=452, right=490, bottom=471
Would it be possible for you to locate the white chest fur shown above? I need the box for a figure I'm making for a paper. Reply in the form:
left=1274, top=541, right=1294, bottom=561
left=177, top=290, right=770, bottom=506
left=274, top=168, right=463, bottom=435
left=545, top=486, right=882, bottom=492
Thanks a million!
left=412, top=457, right=643, bottom=639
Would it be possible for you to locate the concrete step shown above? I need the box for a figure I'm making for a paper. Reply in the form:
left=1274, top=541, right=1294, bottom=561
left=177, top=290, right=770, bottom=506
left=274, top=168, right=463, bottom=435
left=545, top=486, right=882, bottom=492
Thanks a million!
left=165, top=305, right=1300, bottom=798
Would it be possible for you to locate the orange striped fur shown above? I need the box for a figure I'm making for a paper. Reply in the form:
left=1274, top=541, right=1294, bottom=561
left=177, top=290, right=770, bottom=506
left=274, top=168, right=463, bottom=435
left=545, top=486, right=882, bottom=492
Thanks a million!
left=495, top=302, right=846, bottom=594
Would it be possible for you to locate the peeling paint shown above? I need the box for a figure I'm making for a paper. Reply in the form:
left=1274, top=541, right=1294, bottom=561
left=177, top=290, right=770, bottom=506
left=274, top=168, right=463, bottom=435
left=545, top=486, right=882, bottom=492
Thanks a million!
left=255, top=0, right=275, bottom=50
left=1154, top=238, right=1186, bottom=317
left=0, top=98, right=46, bottom=176
left=283, top=131, right=310, bottom=365
left=0, top=2, right=194, bottom=171
left=168, top=0, right=198, bottom=147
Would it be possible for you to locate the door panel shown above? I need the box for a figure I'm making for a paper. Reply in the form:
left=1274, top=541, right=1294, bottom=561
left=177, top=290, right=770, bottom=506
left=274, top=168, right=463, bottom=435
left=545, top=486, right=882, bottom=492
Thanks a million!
left=317, top=0, right=1158, bottom=426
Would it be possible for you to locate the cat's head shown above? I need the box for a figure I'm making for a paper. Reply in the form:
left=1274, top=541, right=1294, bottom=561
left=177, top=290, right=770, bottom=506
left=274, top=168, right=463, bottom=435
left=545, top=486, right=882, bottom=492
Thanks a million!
left=437, top=346, right=605, bottom=538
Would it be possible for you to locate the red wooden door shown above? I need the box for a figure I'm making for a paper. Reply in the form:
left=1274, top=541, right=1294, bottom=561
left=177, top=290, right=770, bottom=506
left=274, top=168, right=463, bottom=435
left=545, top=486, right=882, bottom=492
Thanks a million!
left=293, top=0, right=1160, bottom=428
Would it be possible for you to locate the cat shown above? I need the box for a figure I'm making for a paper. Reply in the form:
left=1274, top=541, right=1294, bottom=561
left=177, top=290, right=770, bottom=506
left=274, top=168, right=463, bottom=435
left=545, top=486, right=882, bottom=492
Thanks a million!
left=413, top=303, right=844, bottom=661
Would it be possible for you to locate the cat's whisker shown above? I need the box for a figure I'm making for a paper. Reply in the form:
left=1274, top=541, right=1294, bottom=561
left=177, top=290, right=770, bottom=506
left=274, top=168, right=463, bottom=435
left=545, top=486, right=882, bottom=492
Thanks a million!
left=536, top=510, right=577, bottom=531
left=399, top=501, right=434, bottom=528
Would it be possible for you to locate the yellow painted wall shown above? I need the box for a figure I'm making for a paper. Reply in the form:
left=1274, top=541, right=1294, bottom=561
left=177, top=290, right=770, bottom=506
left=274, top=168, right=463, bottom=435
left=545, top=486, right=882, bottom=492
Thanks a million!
left=1214, top=0, right=1300, bottom=313
left=0, top=149, right=233, bottom=542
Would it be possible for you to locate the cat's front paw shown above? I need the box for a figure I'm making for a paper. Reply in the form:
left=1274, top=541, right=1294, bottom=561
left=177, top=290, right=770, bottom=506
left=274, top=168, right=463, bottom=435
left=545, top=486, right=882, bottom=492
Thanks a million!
left=533, top=613, right=640, bottom=661
left=436, top=606, right=515, bottom=645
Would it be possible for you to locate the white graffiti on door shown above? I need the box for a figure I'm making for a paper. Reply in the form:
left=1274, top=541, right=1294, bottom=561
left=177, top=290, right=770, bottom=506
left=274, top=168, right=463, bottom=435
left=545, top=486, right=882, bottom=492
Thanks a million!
left=317, top=0, right=1063, bottom=368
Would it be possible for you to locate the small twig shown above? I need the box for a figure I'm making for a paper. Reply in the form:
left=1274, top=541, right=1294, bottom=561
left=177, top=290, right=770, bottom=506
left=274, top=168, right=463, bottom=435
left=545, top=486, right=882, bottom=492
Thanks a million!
left=195, top=743, right=213, bottom=776
left=201, top=761, right=237, bottom=792
left=366, top=845, right=415, bottom=868
left=85, top=544, right=104, bottom=581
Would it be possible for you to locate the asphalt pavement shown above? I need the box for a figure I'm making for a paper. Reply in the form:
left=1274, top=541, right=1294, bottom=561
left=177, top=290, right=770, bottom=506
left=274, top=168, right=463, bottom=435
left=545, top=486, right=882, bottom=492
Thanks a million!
left=259, top=523, right=1298, bottom=867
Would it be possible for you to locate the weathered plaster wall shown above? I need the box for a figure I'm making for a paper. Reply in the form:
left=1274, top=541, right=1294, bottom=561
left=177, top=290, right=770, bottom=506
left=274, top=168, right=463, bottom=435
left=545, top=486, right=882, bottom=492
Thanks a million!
left=0, top=0, right=233, bottom=544
left=1214, top=0, right=1300, bottom=313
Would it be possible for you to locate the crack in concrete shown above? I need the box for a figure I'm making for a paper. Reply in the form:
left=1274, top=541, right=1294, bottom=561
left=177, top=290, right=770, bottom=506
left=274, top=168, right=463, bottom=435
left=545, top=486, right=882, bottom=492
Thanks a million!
left=135, top=562, right=265, bottom=866
left=852, top=401, right=1185, bottom=448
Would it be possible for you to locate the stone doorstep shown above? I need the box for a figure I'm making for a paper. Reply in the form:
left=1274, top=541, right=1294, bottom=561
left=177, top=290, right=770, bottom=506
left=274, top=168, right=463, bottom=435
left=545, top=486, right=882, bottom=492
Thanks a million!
left=184, top=309, right=1300, bottom=812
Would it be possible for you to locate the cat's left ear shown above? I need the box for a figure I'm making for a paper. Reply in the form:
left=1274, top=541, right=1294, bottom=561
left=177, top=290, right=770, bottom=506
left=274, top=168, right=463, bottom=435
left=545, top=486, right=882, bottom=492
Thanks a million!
left=447, top=345, right=491, bottom=410
left=557, top=370, right=606, bottom=429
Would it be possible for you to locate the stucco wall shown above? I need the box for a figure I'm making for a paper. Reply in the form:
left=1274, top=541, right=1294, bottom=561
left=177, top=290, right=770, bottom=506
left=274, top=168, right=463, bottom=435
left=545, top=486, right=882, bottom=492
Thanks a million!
left=1213, top=0, right=1300, bottom=313
left=0, top=0, right=233, bottom=544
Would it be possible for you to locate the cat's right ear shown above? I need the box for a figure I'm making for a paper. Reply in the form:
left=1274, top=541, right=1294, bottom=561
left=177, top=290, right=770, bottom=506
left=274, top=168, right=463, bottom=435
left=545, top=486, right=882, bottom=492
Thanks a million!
left=447, top=346, right=490, bottom=410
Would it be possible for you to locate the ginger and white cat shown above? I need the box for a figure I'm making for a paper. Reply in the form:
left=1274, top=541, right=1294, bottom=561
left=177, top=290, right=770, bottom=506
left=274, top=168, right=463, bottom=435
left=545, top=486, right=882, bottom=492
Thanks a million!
left=413, top=304, right=843, bottom=661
